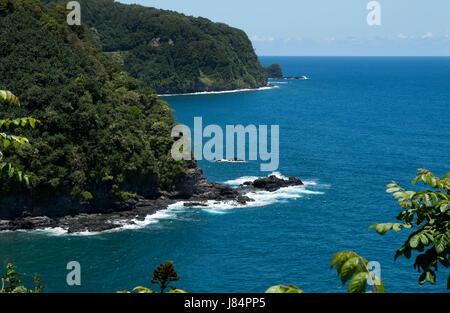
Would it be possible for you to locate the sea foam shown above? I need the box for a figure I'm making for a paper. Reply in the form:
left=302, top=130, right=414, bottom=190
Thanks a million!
left=17, top=173, right=325, bottom=236
left=158, top=85, right=277, bottom=97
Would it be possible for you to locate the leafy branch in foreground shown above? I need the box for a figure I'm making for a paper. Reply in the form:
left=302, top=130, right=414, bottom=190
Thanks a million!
left=330, top=251, right=385, bottom=293
left=0, top=264, right=45, bottom=293
left=369, top=169, right=450, bottom=289
left=0, top=90, right=40, bottom=185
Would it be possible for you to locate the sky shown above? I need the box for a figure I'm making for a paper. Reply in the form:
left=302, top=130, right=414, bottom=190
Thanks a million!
left=117, top=0, right=450, bottom=56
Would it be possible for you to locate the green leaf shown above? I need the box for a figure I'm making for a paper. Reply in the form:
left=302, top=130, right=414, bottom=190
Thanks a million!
left=373, top=276, right=385, bottom=293
left=423, top=194, right=432, bottom=207
left=0, top=90, right=20, bottom=105
left=427, top=271, right=436, bottom=284
left=375, top=223, right=392, bottom=235
left=412, top=175, right=421, bottom=185
left=340, top=257, right=361, bottom=285
left=265, top=285, right=286, bottom=293
left=348, top=272, right=368, bottom=293
left=393, top=192, right=406, bottom=199
left=419, top=272, right=427, bottom=285
left=429, top=193, right=438, bottom=205
left=392, top=223, right=402, bottom=232
left=430, top=177, right=437, bottom=188
left=168, top=289, right=188, bottom=293
left=420, top=234, right=429, bottom=246
left=440, top=203, right=448, bottom=213
left=435, top=237, right=446, bottom=254
left=265, top=284, right=303, bottom=293
left=410, top=235, right=420, bottom=248
left=330, top=251, right=354, bottom=273
left=133, top=286, right=154, bottom=293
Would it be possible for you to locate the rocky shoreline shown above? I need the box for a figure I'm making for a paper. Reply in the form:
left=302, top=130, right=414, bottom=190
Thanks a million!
left=0, top=163, right=303, bottom=234
left=158, top=84, right=276, bottom=97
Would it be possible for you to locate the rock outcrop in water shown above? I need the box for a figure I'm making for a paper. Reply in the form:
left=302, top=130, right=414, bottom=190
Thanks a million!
left=0, top=163, right=303, bottom=233
left=238, top=175, right=304, bottom=192
left=265, top=64, right=283, bottom=78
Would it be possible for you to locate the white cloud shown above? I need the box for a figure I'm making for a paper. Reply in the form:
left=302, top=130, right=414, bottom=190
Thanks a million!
left=421, top=32, right=433, bottom=39
left=397, top=33, right=408, bottom=39
left=250, top=35, right=276, bottom=42
left=250, top=35, right=264, bottom=42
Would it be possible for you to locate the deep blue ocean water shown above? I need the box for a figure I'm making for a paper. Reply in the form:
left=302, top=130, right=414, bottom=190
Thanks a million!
left=1, top=57, right=449, bottom=293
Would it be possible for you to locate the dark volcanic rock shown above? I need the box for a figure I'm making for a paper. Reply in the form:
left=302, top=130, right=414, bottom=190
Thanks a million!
left=183, top=202, right=208, bottom=207
left=239, top=175, right=303, bottom=192
left=0, top=161, right=302, bottom=233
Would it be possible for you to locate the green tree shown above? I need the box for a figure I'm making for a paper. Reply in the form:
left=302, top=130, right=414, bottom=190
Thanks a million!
left=0, top=90, right=39, bottom=185
left=118, top=261, right=186, bottom=294
left=370, top=169, right=450, bottom=289
left=151, top=261, right=180, bottom=293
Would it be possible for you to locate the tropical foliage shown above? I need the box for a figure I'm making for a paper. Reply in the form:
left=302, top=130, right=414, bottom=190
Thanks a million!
left=370, top=169, right=450, bottom=289
left=0, top=90, right=40, bottom=185
left=42, top=0, right=268, bottom=94
left=0, top=0, right=186, bottom=208
left=0, top=264, right=45, bottom=293
left=330, top=251, right=385, bottom=293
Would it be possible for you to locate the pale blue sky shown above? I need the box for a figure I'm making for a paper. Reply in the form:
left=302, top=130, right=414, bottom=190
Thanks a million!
left=118, top=0, right=450, bottom=56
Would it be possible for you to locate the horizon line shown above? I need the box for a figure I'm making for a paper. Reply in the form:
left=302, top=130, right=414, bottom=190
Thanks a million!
left=257, top=55, right=450, bottom=57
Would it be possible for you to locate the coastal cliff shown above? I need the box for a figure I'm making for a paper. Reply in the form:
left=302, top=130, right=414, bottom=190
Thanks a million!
left=42, top=0, right=269, bottom=94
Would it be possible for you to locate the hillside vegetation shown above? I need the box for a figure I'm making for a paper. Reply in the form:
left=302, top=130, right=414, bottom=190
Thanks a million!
left=0, top=0, right=185, bottom=212
left=43, top=0, right=268, bottom=94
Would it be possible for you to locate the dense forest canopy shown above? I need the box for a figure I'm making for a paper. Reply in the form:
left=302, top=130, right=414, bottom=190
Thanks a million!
left=42, top=0, right=268, bottom=94
left=0, top=0, right=185, bottom=208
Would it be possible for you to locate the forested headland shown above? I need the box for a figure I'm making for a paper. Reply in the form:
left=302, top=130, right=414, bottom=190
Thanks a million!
left=0, top=0, right=186, bottom=216
left=42, top=0, right=269, bottom=94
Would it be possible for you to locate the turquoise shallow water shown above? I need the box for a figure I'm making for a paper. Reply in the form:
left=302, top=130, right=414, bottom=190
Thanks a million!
left=1, top=57, right=449, bottom=293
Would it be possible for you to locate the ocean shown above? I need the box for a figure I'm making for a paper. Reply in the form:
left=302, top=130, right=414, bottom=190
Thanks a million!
left=1, top=57, right=449, bottom=293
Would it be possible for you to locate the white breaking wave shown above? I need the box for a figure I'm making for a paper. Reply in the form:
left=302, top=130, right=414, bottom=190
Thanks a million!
left=196, top=184, right=324, bottom=214
left=214, top=159, right=246, bottom=163
left=158, top=85, right=277, bottom=97
left=223, top=176, right=260, bottom=186
left=223, top=171, right=288, bottom=186
left=13, top=173, right=326, bottom=236
left=14, top=202, right=188, bottom=237
left=113, top=203, right=186, bottom=231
